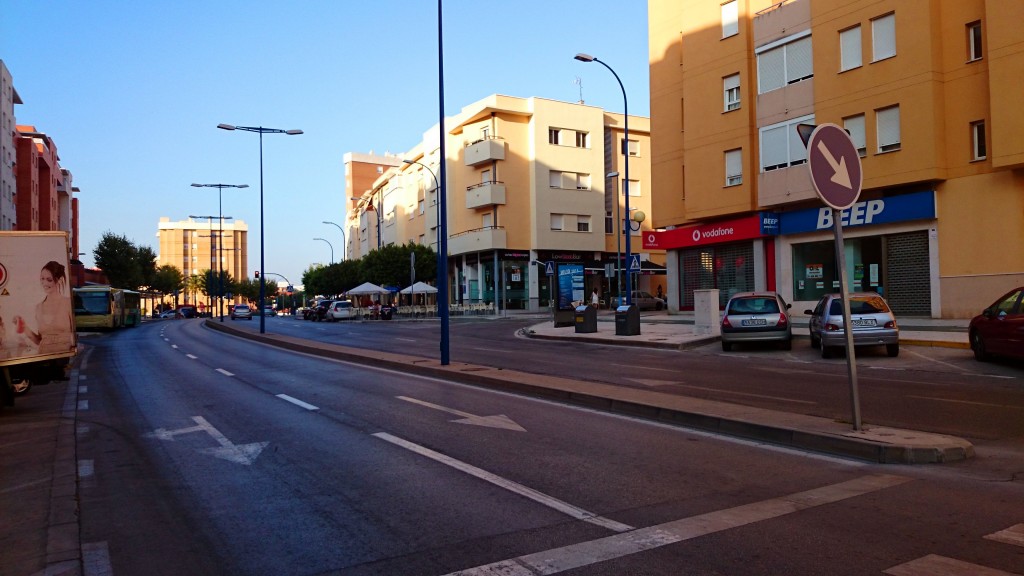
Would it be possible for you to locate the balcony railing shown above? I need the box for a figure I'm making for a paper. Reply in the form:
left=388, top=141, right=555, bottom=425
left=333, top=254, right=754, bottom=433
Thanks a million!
left=466, top=181, right=506, bottom=209
left=464, top=136, right=505, bottom=166
left=447, top=226, right=507, bottom=254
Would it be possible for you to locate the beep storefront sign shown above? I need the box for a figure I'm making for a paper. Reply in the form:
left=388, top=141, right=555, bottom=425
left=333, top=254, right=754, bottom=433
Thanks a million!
left=778, top=190, right=936, bottom=234
left=643, top=212, right=778, bottom=250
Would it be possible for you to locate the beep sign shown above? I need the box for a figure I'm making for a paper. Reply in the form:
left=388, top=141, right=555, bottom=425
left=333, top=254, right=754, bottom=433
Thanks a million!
left=779, top=190, right=936, bottom=234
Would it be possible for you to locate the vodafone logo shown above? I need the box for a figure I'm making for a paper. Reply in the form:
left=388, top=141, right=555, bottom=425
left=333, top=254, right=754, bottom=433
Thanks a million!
left=692, top=229, right=701, bottom=242
left=690, top=226, right=735, bottom=244
left=0, top=262, right=7, bottom=288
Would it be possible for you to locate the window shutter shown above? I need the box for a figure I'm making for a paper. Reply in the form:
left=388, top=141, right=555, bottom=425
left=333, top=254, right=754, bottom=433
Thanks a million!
left=786, top=36, right=813, bottom=81
left=725, top=149, right=742, bottom=182
left=877, top=106, right=901, bottom=149
left=788, top=123, right=807, bottom=164
left=758, top=47, right=785, bottom=93
left=840, top=27, right=862, bottom=71
left=549, top=171, right=561, bottom=188
left=843, top=115, right=866, bottom=153
left=760, top=125, right=787, bottom=169
left=722, top=1, right=738, bottom=37
left=872, top=14, right=896, bottom=61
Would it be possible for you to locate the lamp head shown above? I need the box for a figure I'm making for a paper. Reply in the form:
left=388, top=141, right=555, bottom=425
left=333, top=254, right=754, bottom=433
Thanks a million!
left=217, top=123, right=236, bottom=131
left=285, top=129, right=303, bottom=135
left=402, top=159, right=413, bottom=165
left=237, top=184, right=250, bottom=189
left=191, top=183, right=202, bottom=187
left=631, top=210, right=646, bottom=223
left=574, top=53, right=595, bottom=62
left=606, top=171, right=619, bottom=178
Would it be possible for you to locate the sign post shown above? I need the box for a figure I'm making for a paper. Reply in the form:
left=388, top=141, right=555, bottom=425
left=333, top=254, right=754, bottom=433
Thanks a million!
left=806, top=123, right=865, bottom=431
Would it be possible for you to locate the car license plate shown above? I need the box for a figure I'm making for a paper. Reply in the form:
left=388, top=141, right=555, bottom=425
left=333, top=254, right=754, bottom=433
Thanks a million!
left=851, top=318, right=876, bottom=327
left=741, top=318, right=768, bottom=326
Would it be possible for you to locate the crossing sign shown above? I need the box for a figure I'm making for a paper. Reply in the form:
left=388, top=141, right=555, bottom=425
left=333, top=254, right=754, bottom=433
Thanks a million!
left=628, top=254, right=641, bottom=273
left=545, top=261, right=555, bottom=276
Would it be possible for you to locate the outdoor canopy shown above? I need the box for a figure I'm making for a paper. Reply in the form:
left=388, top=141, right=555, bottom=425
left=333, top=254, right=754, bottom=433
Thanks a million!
left=399, top=281, right=438, bottom=294
left=345, top=282, right=390, bottom=296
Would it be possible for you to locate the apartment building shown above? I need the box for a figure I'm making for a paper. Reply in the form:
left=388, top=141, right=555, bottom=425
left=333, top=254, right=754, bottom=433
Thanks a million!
left=341, top=152, right=404, bottom=259
left=156, top=216, right=249, bottom=308
left=648, top=0, right=1024, bottom=318
left=1, top=60, right=20, bottom=231
left=346, top=94, right=660, bottom=311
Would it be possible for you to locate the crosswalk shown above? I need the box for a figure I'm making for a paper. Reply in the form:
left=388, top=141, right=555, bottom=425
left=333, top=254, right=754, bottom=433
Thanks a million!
left=884, top=524, right=1024, bottom=575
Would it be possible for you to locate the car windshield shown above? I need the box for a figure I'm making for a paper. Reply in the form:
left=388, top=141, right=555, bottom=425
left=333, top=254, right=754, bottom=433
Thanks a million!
left=829, top=296, right=889, bottom=315
left=236, top=306, right=250, bottom=311
left=729, top=297, right=779, bottom=314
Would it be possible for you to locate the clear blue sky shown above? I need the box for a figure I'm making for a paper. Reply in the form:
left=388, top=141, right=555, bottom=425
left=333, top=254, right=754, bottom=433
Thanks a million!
left=3, top=1, right=650, bottom=287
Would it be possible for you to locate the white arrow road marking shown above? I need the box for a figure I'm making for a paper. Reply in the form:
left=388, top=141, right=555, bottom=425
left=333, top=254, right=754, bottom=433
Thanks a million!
left=374, top=432, right=632, bottom=533
left=816, top=140, right=852, bottom=189
left=397, top=396, right=526, bottom=431
left=145, top=416, right=267, bottom=465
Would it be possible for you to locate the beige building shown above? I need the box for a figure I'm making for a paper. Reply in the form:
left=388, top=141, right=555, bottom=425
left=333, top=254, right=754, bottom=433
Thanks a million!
left=156, top=216, right=249, bottom=309
left=346, top=94, right=661, bottom=310
left=648, top=0, right=1024, bottom=317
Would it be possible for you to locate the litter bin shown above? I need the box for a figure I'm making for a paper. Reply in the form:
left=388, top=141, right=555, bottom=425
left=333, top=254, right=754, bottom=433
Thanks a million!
left=381, top=306, right=394, bottom=320
left=574, top=305, right=597, bottom=333
left=614, top=304, right=640, bottom=336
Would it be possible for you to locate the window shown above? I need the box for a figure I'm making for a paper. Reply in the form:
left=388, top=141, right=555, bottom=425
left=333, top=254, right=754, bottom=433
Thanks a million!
left=621, top=138, right=640, bottom=156
left=548, top=128, right=562, bottom=145
left=552, top=171, right=590, bottom=190
left=481, top=169, right=491, bottom=183
left=577, top=216, right=591, bottom=232
left=871, top=13, right=896, bottom=62
left=725, top=149, right=742, bottom=186
left=759, top=115, right=813, bottom=171
left=843, top=114, right=867, bottom=157
left=876, top=105, right=900, bottom=153
left=723, top=74, right=740, bottom=111
left=576, top=131, right=589, bottom=148
left=967, top=21, right=982, bottom=62
left=756, top=33, right=812, bottom=94
left=624, top=179, right=641, bottom=197
left=971, top=121, right=986, bottom=160
left=605, top=211, right=614, bottom=233
left=481, top=126, right=490, bottom=140
left=418, top=199, right=425, bottom=215
left=840, top=26, right=862, bottom=71
left=722, top=0, right=738, bottom=38
left=550, top=214, right=564, bottom=231
left=577, top=173, right=591, bottom=190
left=549, top=170, right=561, bottom=188
left=482, top=212, right=494, bottom=228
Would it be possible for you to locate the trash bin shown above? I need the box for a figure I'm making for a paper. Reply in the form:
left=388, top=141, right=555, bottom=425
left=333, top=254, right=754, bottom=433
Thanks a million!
left=381, top=306, right=394, bottom=320
left=615, top=304, right=640, bottom=336
left=574, top=305, right=597, bottom=333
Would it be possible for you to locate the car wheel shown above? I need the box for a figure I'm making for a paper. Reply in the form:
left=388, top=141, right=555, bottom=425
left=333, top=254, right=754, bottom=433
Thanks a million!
left=809, top=332, right=820, bottom=349
left=721, top=341, right=732, bottom=352
left=886, top=343, right=899, bottom=357
left=970, top=330, right=989, bottom=362
left=821, top=344, right=831, bottom=359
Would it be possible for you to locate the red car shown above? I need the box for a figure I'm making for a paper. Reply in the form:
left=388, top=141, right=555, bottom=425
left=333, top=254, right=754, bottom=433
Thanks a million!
left=969, top=287, right=1024, bottom=361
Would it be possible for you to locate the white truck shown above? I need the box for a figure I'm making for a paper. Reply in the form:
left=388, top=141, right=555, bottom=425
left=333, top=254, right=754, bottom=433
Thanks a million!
left=0, top=231, right=78, bottom=410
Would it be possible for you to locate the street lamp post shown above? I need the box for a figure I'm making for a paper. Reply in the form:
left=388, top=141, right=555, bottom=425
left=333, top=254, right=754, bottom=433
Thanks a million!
left=322, top=221, right=347, bottom=261
left=402, top=158, right=442, bottom=265
left=217, top=123, right=302, bottom=334
left=192, top=183, right=248, bottom=322
left=575, top=53, right=633, bottom=306
left=606, top=171, right=623, bottom=306
left=313, top=237, right=334, bottom=264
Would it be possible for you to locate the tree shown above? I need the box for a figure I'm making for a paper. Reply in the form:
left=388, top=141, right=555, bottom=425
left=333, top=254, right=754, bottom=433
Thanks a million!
left=93, top=232, right=157, bottom=290
left=198, top=269, right=236, bottom=299
left=150, top=265, right=184, bottom=296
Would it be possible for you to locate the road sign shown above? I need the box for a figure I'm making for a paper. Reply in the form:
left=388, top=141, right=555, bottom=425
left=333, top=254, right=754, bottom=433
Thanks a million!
left=628, top=254, right=641, bottom=273
left=545, top=261, right=555, bottom=276
left=807, top=123, right=863, bottom=210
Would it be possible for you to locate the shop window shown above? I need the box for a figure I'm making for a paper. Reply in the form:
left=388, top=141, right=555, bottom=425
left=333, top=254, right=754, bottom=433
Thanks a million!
left=791, top=236, right=884, bottom=302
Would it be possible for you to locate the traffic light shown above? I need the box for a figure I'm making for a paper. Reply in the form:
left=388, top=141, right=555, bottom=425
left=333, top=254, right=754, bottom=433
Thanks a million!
left=255, top=271, right=260, bottom=278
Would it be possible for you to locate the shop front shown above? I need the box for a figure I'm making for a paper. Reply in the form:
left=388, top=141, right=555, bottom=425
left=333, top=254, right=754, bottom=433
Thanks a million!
left=779, top=190, right=938, bottom=317
left=453, top=250, right=532, bottom=311
left=645, top=213, right=778, bottom=311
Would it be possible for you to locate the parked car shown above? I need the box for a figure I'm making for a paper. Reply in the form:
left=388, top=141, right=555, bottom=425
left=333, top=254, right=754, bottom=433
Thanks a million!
left=325, top=300, right=354, bottom=321
left=969, top=287, right=1024, bottom=362
left=262, top=306, right=277, bottom=317
left=311, top=300, right=336, bottom=322
left=631, top=290, right=666, bottom=311
left=230, top=304, right=253, bottom=320
left=806, top=292, right=899, bottom=358
left=177, top=306, right=197, bottom=319
left=159, top=310, right=180, bottom=319
left=720, top=292, right=792, bottom=351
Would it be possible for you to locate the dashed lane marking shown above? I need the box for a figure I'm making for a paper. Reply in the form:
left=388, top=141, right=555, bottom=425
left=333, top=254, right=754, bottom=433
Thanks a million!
left=985, top=524, right=1024, bottom=547
left=884, top=554, right=1018, bottom=576
left=276, top=394, right=319, bottom=411
left=186, top=354, right=198, bottom=359
left=82, top=541, right=113, bottom=576
left=216, top=368, right=235, bottom=377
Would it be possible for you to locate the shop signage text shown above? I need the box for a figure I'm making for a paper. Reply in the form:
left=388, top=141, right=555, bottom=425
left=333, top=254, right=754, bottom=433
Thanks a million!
left=779, top=190, right=935, bottom=235
left=643, top=212, right=772, bottom=250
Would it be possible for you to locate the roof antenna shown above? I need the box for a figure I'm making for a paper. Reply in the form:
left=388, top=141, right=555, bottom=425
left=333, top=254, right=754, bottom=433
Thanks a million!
left=574, top=76, right=584, bottom=104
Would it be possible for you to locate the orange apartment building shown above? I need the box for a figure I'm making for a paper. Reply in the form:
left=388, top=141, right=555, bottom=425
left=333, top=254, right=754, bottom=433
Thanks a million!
left=156, top=216, right=250, bottom=311
left=648, top=0, right=1024, bottom=318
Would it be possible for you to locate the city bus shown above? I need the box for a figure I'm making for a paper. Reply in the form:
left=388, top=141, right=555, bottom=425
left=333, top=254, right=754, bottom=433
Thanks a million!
left=73, top=286, right=125, bottom=330
left=122, top=290, right=141, bottom=327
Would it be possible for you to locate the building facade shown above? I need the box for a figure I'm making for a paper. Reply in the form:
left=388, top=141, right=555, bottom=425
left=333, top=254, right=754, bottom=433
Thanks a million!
left=648, top=0, right=1024, bottom=318
left=156, top=216, right=249, bottom=309
left=346, top=94, right=661, bottom=311
left=1, top=60, right=20, bottom=231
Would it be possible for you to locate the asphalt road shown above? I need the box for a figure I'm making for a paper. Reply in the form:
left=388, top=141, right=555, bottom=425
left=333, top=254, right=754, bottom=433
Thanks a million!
left=66, top=319, right=1024, bottom=575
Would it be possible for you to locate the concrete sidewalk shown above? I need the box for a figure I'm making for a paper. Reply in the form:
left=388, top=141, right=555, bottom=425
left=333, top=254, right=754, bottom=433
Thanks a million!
left=207, top=317, right=974, bottom=465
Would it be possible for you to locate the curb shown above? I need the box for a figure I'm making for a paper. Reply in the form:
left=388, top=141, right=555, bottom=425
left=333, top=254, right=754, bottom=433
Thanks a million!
left=205, top=320, right=973, bottom=464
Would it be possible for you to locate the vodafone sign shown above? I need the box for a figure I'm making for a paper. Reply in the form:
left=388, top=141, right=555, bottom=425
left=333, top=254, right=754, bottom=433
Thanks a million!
left=643, top=213, right=775, bottom=250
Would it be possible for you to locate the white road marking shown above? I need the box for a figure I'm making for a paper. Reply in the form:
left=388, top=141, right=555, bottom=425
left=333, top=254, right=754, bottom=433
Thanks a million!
left=612, top=363, right=677, bottom=373
left=470, top=347, right=513, bottom=353
left=884, top=554, right=1017, bottom=576
left=82, top=541, right=114, bottom=576
left=147, top=416, right=267, bottom=465
left=447, top=474, right=911, bottom=576
left=868, top=366, right=905, bottom=371
left=374, top=432, right=632, bottom=533
left=397, top=396, right=526, bottom=431
left=78, top=459, right=94, bottom=478
left=216, top=368, right=234, bottom=377
left=396, top=337, right=416, bottom=342
left=901, top=346, right=973, bottom=373
left=676, top=384, right=817, bottom=405
left=186, top=354, right=198, bottom=359
left=905, top=395, right=1023, bottom=409
left=171, top=344, right=178, bottom=349
left=78, top=400, right=89, bottom=410
left=985, top=524, right=1024, bottom=547
left=276, top=394, right=319, bottom=411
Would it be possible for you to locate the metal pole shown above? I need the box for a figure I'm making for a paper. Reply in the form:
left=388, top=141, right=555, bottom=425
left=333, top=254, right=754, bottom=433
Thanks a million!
left=323, top=221, right=346, bottom=261
left=834, top=216, right=861, bottom=430
left=258, top=129, right=266, bottom=334
left=218, top=189, right=224, bottom=322
left=437, top=0, right=450, bottom=365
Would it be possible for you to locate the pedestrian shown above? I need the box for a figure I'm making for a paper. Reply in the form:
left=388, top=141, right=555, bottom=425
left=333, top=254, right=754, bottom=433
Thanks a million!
left=591, top=289, right=600, bottom=308
left=657, top=285, right=664, bottom=300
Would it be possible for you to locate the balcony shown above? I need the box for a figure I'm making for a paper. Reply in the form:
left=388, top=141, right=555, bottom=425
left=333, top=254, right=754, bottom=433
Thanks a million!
left=464, top=137, right=505, bottom=166
left=448, top=226, right=507, bottom=255
left=466, top=181, right=506, bottom=209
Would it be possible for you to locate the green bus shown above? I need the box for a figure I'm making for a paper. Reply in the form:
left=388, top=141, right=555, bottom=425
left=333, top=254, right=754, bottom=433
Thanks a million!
left=73, top=286, right=126, bottom=330
left=122, top=290, right=141, bottom=327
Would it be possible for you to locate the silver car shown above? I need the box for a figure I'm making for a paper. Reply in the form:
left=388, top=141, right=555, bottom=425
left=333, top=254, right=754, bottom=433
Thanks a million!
left=806, top=293, right=899, bottom=358
left=720, top=292, right=792, bottom=351
left=631, top=290, right=666, bottom=311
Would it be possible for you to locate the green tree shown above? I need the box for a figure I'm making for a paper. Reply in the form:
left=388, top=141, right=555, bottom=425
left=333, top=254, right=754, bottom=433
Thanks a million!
left=150, top=264, right=184, bottom=296
left=93, top=232, right=157, bottom=290
left=198, top=269, right=236, bottom=298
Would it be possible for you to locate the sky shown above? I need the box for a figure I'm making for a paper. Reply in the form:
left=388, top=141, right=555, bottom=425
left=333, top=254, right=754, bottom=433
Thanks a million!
left=3, top=1, right=650, bottom=287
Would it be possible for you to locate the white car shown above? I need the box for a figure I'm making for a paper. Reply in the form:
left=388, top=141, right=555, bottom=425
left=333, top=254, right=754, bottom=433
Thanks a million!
left=325, top=300, right=355, bottom=321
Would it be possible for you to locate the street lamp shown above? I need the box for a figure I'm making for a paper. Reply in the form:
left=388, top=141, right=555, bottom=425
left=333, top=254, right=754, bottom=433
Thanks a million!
left=192, top=183, right=248, bottom=322
left=217, top=123, right=303, bottom=334
left=322, top=221, right=346, bottom=261
left=189, top=214, right=233, bottom=319
left=313, top=237, right=334, bottom=264
left=402, top=158, right=442, bottom=253
left=575, top=53, right=633, bottom=306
